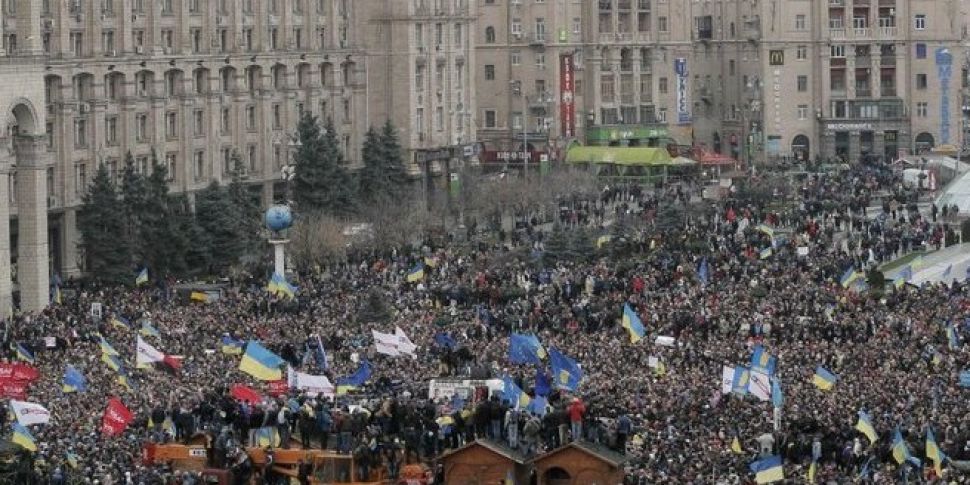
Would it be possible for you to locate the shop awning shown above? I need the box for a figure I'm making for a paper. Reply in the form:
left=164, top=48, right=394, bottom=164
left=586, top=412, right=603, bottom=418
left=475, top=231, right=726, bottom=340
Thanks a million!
left=565, top=147, right=673, bottom=166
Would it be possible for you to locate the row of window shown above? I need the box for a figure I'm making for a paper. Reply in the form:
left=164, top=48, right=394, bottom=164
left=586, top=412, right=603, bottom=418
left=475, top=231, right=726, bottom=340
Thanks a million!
left=60, top=99, right=350, bottom=150
left=414, top=23, right=466, bottom=49
left=43, top=0, right=349, bottom=17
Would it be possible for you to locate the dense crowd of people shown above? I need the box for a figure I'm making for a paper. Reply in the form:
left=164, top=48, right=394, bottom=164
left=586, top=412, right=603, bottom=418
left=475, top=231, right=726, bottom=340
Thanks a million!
left=3, top=161, right=970, bottom=484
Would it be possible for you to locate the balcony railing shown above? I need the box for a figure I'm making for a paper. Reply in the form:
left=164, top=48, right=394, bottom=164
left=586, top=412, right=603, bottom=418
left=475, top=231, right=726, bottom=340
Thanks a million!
left=829, top=28, right=846, bottom=39
left=853, top=27, right=871, bottom=38
left=855, top=88, right=872, bottom=97
left=879, top=55, right=896, bottom=66
left=881, top=87, right=897, bottom=97
left=879, top=26, right=898, bottom=37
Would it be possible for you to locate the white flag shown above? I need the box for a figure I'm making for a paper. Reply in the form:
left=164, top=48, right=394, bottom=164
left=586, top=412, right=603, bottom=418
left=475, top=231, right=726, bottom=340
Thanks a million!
left=721, top=365, right=734, bottom=394
left=10, top=400, right=50, bottom=426
left=748, top=370, right=771, bottom=402
left=394, top=326, right=417, bottom=357
left=136, top=336, right=165, bottom=369
left=291, top=370, right=335, bottom=398
left=372, top=330, right=400, bottom=356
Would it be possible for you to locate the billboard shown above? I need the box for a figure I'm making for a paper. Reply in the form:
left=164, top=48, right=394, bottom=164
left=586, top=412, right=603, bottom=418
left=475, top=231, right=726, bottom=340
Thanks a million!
left=560, top=54, right=576, bottom=138
left=674, top=58, right=690, bottom=125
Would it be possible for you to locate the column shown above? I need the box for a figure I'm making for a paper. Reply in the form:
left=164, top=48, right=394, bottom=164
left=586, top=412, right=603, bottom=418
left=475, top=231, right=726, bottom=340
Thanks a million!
left=60, top=208, right=80, bottom=278
left=848, top=132, right=860, bottom=162
left=0, top=156, right=12, bottom=317
left=14, top=136, right=49, bottom=312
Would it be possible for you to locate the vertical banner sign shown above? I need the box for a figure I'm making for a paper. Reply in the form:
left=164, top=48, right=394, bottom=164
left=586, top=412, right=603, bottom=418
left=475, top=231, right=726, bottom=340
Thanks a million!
left=674, top=58, right=690, bottom=125
left=560, top=54, right=575, bottom=138
left=936, top=48, right=952, bottom=145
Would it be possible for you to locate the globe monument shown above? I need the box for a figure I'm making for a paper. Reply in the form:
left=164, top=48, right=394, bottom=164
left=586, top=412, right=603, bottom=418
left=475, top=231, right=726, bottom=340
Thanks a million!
left=264, top=204, right=293, bottom=277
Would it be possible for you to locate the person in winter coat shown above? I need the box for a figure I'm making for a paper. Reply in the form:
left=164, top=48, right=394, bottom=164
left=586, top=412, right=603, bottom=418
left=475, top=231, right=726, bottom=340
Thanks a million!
left=567, top=398, right=586, bottom=442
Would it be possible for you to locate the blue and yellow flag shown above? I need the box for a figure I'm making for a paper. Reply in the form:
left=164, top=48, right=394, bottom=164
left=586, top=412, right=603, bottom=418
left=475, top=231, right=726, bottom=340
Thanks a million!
left=238, top=341, right=284, bottom=381
left=335, top=360, right=371, bottom=393
left=189, top=291, right=210, bottom=303
left=549, top=347, right=582, bottom=391
left=855, top=410, right=877, bottom=445
left=750, top=345, right=777, bottom=375
left=52, top=286, right=63, bottom=305
left=947, top=323, right=960, bottom=350
left=266, top=272, right=296, bottom=299
left=807, top=460, right=817, bottom=483
left=65, top=451, right=79, bottom=468
left=621, top=303, right=646, bottom=344
left=221, top=336, right=245, bottom=355
left=926, top=427, right=945, bottom=476
left=255, top=426, right=281, bottom=447
left=812, top=366, right=837, bottom=391
left=730, top=436, right=743, bottom=454
left=109, top=315, right=131, bottom=331
left=755, top=224, right=775, bottom=238
left=508, top=333, right=546, bottom=365
left=11, top=422, right=36, bottom=452
left=135, top=268, right=149, bottom=286
left=117, top=370, right=135, bottom=391
left=749, top=455, right=784, bottom=484
left=406, top=263, right=425, bottom=283
left=771, top=377, right=783, bottom=408
left=759, top=247, right=773, bottom=260
left=891, top=426, right=918, bottom=467
left=731, top=366, right=750, bottom=395
left=99, top=335, right=120, bottom=357
left=13, top=343, right=34, bottom=364
left=840, top=266, right=860, bottom=288
left=139, top=321, right=161, bottom=338
left=62, top=365, right=86, bottom=393
left=101, top=353, right=124, bottom=373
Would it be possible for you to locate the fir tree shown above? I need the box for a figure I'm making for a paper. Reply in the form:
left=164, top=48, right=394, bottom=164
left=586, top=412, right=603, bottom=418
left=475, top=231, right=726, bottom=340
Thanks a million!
left=119, top=152, right=147, bottom=256
left=195, top=181, right=242, bottom=273
left=293, top=113, right=356, bottom=216
left=138, top=154, right=189, bottom=277
left=77, top=165, right=131, bottom=283
left=357, top=127, right=384, bottom=206
left=227, top=151, right=263, bottom=261
left=542, top=224, right=569, bottom=267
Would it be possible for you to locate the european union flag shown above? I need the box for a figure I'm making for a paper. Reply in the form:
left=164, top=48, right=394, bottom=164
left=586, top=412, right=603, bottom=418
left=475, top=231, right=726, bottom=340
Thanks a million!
left=336, top=360, right=372, bottom=389
left=434, top=332, right=457, bottom=350
left=527, top=395, right=549, bottom=416
left=501, top=375, right=531, bottom=409
left=534, top=368, right=551, bottom=397
left=509, top=333, right=545, bottom=365
left=62, top=365, right=87, bottom=393
left=549, top=347, right=582, bottom=391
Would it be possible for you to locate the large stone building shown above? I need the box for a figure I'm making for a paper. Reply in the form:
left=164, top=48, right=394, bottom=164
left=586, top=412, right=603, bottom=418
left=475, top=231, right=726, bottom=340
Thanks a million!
left=360, top=0, right=477, bottom=180
left=475, top=0, right=965, bottom=165
left=0, top=0, right=371, bottom=313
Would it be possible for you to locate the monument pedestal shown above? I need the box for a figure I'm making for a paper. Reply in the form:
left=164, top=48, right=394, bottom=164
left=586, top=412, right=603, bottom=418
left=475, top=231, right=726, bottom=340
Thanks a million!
left=269, top=239, right=289, bottom=276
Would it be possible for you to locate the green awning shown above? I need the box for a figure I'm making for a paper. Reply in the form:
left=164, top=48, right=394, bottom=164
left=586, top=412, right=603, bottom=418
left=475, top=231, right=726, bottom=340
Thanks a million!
left=566, top=147, right=674, bottom=166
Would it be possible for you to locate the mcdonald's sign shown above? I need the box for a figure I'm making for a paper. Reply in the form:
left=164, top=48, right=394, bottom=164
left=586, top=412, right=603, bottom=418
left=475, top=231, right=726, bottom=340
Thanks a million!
left=769, top=50, right=784, bottom=66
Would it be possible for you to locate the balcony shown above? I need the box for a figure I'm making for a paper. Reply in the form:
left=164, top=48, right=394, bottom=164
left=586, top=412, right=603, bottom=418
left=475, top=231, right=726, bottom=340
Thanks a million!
left=879, top=26, right=898, bottom=37
left=635, top=32, right=651, bottom=42
left=743, top=25, right=761, bottom=41
left=855, top=55, right=871, bottom=65
left=617, top=0, right=631, bottom=9
left=829, top=28, right=846, bottom=39
left=855, top=86, right=872, bottom=97
left=852, top=27, right=871, bottom=39
left=616, top=32, right=633, bottom=42
left=620, top=93, right=635, bottom=104
left=829, top=0, right=845, bottom=6
left=879, top=55, right=896, bottom=66
left=529, top=33, right=546, bottom=46
left=830, top=89, right=848, bottom=98
left=880, top=86, right=897, bottom=97
left=637, top=0, right=650, bottom=10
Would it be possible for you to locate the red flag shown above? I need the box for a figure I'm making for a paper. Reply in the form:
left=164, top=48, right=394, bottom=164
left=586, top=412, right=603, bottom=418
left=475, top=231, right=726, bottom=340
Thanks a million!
left=162, top=355, right=182, bottom=371
left=267, top=380, right=288, bottom=397
left=102, top=397, right=133, bottom=436
left=0, top=363, right=39, bottom=382
left=230, top=384, right=263, bottom=404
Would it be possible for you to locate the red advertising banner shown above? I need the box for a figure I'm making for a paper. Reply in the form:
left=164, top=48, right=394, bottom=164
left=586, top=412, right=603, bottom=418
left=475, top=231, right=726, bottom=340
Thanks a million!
left=102, top=397, right=134, bottom=436
left=267, top=380, right=288, bottom=397
left=560, top=54, right=576, bottom=138
left=0, top=380, right=27, bottom=399
left=0, top=363, right=40, bottom=382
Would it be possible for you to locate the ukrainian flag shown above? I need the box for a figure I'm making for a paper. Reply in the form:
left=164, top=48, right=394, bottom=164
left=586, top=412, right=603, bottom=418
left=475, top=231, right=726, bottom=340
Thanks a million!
left=807, top=460, right=817, bottom=483
left=255, top=426, right=281, bottom=447
left=266, top=272, right=296, bottom=299
left=102, top=353, right=124, bottom=372
left=759, top=247, right=773, bottom=260
left=65, top=451, right=79, bottom=468
left=221, top=336, right=245, bottom=355
left=161, top=417, right=176, bottom=436
left=406, top=263, right=425, bottom=282
left=53, top=286, right=62, bottom=305
left=135, top=268, right=149, bottom=286
left=117, top=371, right=134, bottom=391
left=238, top=341, right=284, bottom=381
left=926, top=427, right=945, bottom=476
left=749, top=455, right=784, bottom=484
left=812, top=366, right=837, bottom=391
left=549, top=347, right=582, bottom=391
left=840, top=266, right=860, bottom=288
left=891, top=426, right=918, bottom=466
left=731, top=436, right=743, bottom=453
left=11, top=423, right=37, bottom=452
left=109, top=315, right=131, bottom=331
left=139, top=321, right=161, bottom=338
left=755, top=224, right=775, bottom=238
left=62, top=365, right=86, bottom=393
left=855, top=410, right=877, bottom=444
left=99, top=335, right=120, bottom=357
left=947, top=323, right=960, bottom=350
left=750, top=345, right=777, bottom=375
left=189, top=291, right=209, bottom=303
left=621, top=303, right=645, bottom=344
left=424, top=256, right=437, bottom=268
left=501, top=375, right=531, bottom=410
left=14, top=343, right=34, bottom=364
left=731, top=366, right=750, bottom=395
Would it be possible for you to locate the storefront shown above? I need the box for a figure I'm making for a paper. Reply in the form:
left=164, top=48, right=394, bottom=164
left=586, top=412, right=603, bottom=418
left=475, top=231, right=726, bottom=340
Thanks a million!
left=585, top=124, right=670, bottom=147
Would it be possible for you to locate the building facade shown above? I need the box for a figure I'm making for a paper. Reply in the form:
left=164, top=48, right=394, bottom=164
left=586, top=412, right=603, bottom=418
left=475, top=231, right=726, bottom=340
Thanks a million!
left=476, top=0, right=965, bottom=165
left=361, top=0, right=477, bottom=179
left=0, top=0, right=371, bottom=312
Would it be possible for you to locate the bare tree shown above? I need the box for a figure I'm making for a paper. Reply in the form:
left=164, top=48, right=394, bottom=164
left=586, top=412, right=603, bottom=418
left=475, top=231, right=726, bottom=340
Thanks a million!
left=288, top=211, right=349, bottom=271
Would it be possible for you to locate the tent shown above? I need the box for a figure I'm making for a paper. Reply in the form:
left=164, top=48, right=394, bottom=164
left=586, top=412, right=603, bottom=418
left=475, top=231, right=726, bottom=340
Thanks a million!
left=565, top=146, right=693, bottom=182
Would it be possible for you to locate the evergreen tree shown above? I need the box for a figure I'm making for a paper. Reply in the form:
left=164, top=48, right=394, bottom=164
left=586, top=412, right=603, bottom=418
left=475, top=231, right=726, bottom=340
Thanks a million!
left=171, top=193, right=209, bottom=275
left=195, top=181, right=242, bottom=273
left=119, top=152, right=147, bottom=256
left=293, top=113, right=356, bottom=216
left=138, top=153, right=189, bottom=277
left=542, top=224, right=569, bottom=267
left=358, top=288, right=393, bottom=323
left=227, top=151, right=263, bottom=261
left=567, top=226, right=595, bottom=263
left=77, top=165, right=131, bottom=283
left=359, top=120, right=410, bottom=207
